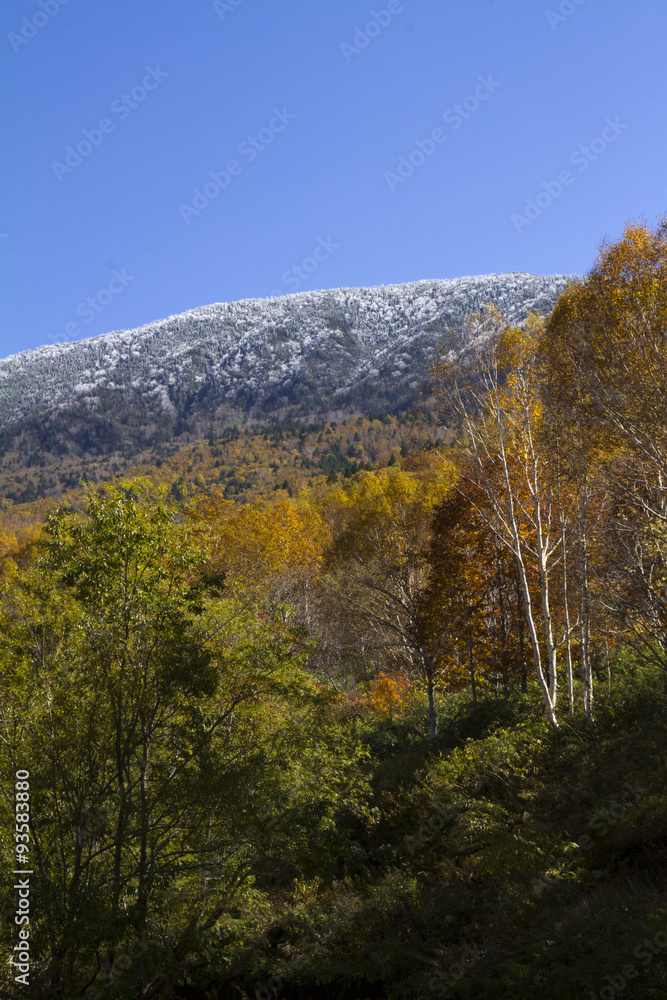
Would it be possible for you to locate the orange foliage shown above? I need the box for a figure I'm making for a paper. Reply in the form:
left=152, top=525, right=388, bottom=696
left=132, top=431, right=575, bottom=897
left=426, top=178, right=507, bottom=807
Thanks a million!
left=365, top=672, right=410, bottom=716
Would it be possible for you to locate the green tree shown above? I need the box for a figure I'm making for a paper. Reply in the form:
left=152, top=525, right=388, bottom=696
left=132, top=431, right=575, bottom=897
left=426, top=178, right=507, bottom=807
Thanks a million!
left=0, top=482, right=368, bottom=999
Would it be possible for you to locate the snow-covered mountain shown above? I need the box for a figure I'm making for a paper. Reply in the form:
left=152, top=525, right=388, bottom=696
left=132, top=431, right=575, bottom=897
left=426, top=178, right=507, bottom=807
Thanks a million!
left=0, top=273, right=576, bottom=456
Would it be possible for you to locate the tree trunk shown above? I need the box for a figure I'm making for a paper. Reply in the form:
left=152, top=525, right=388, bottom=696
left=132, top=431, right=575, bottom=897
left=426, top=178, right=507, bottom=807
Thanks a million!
left=556, top=441, right=574, bottom=715
left=517, top=581, right=528, bottom=693
left=579, top=475, right=593, bottom=720
left=605, top=638, right=612, bottom=705
left=498, top=439, right=558, bottom=727
left=427, top=670, right=437, bottom=739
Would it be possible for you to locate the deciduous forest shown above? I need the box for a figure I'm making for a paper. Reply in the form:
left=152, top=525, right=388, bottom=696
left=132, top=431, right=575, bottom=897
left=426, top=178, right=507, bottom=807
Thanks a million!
left=2, top=220, right=667, bottom=999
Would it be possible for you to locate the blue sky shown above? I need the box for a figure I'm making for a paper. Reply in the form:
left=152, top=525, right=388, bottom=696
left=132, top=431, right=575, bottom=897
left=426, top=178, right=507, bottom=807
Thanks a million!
left=1, top=0, right=665, bottom=358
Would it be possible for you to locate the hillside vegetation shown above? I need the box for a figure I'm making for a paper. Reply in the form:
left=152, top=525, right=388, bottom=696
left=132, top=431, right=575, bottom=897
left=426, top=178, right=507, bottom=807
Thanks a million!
left=0, top=411, right=447, bottom=551
left=1, top=222, right=666, bottom=1000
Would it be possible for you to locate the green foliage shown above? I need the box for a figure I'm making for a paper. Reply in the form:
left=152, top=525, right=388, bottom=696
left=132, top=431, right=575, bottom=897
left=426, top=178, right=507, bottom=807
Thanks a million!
left=185, top=673, right=667, bottom=1000
left=0, top=483, right=371, bottom=999
left=1, top=474, right=667, bottom=998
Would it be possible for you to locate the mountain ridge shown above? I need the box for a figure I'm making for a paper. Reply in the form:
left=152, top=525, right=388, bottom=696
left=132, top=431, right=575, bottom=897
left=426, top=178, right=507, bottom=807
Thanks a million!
left=0, top=272, right=577, bottom=457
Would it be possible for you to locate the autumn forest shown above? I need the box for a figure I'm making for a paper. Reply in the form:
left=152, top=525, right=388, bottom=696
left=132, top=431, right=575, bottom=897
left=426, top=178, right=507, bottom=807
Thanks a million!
left=2, top=220, right=667, bottom=999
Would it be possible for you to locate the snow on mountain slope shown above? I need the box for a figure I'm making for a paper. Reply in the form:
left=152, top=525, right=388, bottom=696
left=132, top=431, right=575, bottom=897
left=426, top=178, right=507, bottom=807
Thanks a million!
left=0, top=273, right=577, bottom=445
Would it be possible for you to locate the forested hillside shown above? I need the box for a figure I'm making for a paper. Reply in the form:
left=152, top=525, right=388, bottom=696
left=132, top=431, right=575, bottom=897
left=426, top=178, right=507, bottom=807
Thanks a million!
left=1, top=222, right=667, bottom=1000
left=0, top=273, right=573, bottom=469
left=0, top=411, right=447, bottom=552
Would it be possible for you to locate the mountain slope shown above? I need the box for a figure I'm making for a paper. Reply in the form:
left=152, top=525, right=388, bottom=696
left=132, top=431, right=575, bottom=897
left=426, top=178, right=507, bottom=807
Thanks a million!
left=0, top=273, right=576, bottom=457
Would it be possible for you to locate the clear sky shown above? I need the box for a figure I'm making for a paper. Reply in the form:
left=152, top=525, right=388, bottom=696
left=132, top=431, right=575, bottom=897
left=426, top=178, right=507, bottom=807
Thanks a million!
left=1, top=0, right=665, bottom=358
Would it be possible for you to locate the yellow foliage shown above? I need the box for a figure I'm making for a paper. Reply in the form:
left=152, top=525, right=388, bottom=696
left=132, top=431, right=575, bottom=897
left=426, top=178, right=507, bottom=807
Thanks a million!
left=323, top=463, right=456, bottom=569
left=365, top=672, right=409, bottom=716
left=198, top=494, right=324, bottom=595
left=0, top=530, right=17, bottom=559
